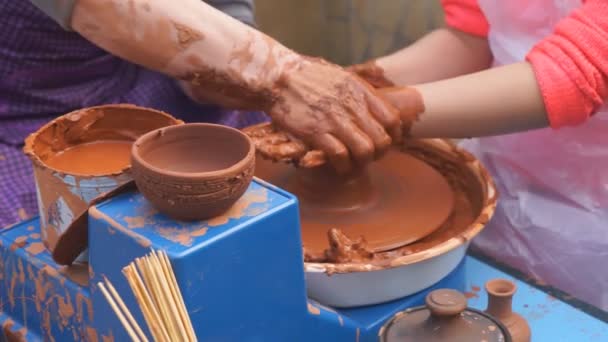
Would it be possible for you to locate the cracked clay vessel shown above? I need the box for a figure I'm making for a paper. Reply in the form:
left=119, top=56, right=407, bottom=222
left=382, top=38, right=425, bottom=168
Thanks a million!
left=131, top=123, right=255, bottom=221
left=485, top=279, right=531, bottom=342
left=24, top=104, right=182, bottom=262
left=380, top=289, right=512, bottom=342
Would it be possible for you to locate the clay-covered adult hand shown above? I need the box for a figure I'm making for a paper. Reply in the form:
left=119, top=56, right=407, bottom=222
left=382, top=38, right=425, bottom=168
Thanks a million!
left=374, top=87, right=425, bottom=133
left=267, top=57, right=401, bottom=173
left=245, top=87, right=424, bottom=168
left=244, top=122, right=327, bottom=168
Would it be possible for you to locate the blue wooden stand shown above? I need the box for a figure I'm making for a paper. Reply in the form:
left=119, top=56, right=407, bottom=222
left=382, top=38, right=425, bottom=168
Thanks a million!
left=1, top=179, right=606, bottom=341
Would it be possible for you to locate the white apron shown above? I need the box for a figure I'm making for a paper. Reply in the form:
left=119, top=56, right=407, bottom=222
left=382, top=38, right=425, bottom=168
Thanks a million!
left=461, top=0, right=608, bottom=309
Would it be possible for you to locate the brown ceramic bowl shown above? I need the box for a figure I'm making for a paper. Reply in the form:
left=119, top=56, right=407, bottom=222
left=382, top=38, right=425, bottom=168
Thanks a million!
left=131, top=123, right=255, bottom=221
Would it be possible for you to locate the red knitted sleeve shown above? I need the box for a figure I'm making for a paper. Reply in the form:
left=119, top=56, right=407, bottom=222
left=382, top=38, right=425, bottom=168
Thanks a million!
left=526, top=1, right=608, bottom=128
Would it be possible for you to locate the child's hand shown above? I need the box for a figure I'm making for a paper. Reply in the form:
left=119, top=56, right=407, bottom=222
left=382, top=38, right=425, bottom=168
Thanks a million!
left=347, top=60, right=395, bottom=88
left=348, top=61, right=425, bottom=131
left=376, top=87, right=425, bottom=135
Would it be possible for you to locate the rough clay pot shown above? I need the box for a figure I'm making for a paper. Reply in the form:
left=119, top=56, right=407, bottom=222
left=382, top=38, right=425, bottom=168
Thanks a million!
left=485, top=279, right=531, bottom=342
left=131, top=123, right=255, bottom=221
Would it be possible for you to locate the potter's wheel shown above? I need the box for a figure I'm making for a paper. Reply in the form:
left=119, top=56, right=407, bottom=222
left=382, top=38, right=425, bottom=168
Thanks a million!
left=255, top=148, right=455, bottom=255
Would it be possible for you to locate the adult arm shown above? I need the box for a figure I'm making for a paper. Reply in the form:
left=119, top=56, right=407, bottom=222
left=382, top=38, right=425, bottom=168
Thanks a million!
left=29, top=0, right=403, bottom=173
left=29, top=0, right=257, bottom=28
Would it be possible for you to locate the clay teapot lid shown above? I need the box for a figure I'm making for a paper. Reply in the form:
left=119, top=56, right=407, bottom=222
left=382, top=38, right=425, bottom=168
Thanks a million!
left=379, top=289, right=512, bottom=342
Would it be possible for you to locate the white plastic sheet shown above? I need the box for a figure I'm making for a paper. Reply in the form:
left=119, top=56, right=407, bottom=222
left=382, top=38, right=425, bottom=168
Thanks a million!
left=460, top=117, right=608, bottom=310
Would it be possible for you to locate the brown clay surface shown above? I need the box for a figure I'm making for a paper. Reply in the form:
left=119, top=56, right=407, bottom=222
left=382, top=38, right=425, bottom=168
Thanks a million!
left=45, top=140, right=132, bottom=175
left=255, top=147, right=454, bottom=257
left=253, top=139, right=493, bottom=269
left=131, top=123, right=255, bottom=221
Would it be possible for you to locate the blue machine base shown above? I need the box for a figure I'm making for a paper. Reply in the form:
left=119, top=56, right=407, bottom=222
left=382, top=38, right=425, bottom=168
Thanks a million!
left=0, top=179, right=463, bottom=341
left=0, top=212, right=608, bottom=342
left=2, top=179, right=606, bottom=341
left=0, top=218, right=465, bottom=341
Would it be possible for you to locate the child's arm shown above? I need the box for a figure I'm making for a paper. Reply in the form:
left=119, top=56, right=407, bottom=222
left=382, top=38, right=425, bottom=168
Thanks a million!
left=352, top=0, right=546, bottom=138
left=357, top=0, right=608, bottom=139
left=376, top=27, right=493, bottom=86
left=409, top=62, right=548, bottom=138
left=352, top=0, right=493, bottom=86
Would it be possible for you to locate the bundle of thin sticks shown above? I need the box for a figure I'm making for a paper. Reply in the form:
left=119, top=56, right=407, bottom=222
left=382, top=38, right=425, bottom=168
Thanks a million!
left=98, top=250, right=197, bottom=342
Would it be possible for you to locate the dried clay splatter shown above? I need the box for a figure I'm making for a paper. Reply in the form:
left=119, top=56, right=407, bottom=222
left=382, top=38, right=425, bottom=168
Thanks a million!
left=307, top=303, right=321, bottom=315
left=59, top=264, right=89, bottom=287
left=89, top=208, right=151, bottom=248
left=157, top=226, right=208, bottom=246
left=10, top=236, right=27, bottom=251
left=207, top=187, right=268, bottom=227
left=17, top=208, right=28, bottom=220
left=25, top=242, right=46, bottom=255
left=124, top=216, right=146, bottom=229
left=155, top=188, right=268, bottom=246
left=1, top=249, right=92, bottom=340
left=101, top=331, right=115, bottom=342
left=2, top=318, right=28, bottom=341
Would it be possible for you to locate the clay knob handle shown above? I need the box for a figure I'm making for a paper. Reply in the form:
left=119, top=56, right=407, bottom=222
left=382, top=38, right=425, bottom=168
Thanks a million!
left=426, top=289, right=468, bottom=317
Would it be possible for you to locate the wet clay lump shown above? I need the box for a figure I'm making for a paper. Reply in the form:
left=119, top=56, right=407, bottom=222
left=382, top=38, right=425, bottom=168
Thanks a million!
left=45, top=140, right=132, bottom=175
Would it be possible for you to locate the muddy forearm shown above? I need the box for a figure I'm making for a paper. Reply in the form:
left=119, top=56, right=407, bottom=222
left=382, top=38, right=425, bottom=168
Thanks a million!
left=410, top=62, right=548, bottom=138
left=376, top=28, right=493, bottom=86
left=71, top=0, right=301, bottom=109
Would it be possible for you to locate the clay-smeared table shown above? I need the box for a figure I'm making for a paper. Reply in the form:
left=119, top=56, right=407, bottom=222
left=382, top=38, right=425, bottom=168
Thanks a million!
left=255, top=148, right=455, bottom=256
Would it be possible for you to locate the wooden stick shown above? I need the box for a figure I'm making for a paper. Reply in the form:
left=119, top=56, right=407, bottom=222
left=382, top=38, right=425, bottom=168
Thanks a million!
left=150, top=251, right=189, bottom=339
left=137, top=262, right=170, bottom=342
left=119, top=250, right=198, bottom=342
left=160, top=251, right=197, bottom=341
left=133, top=259, right=171, bottom=342
left=123, top=265, right=165, bottom=342
left=98, top=281, right=141, bottom=342
left=103, top=276, right=149, bottom=342
left=157, top=251, right=191, bottom=341
left=141, top=256, right=177, bottom=338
